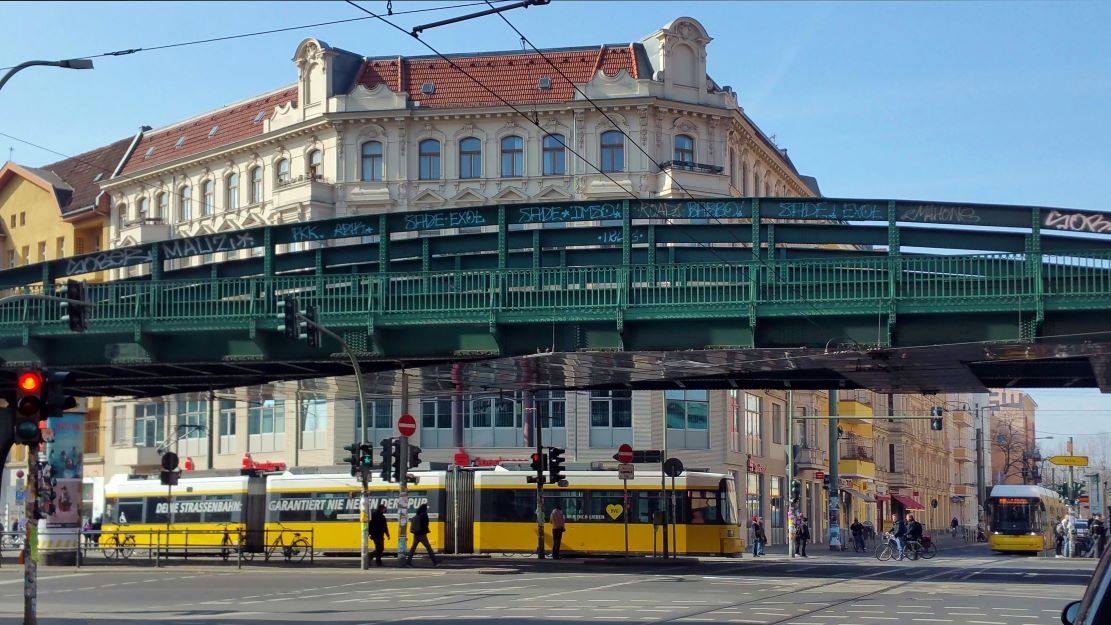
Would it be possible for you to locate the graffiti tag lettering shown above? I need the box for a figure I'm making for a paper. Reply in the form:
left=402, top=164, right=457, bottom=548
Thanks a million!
left=639, top=200, right=747, bottom=220
left=775, top=202, right=884, bottom=221
left=517, top=203, right=622, bottom=224
left=292, top=221, right=375, bottom=241
left=1044, top=209, right=1111, bottom=235
left=404, top=209, right=486, bottom=230
left=597, top=230, right=646, bottom=244
left=900, top=204, right=981, bottom=225
left=160, top=232, right=256, bottom=259
left=65, top=248, right=153, bottom=275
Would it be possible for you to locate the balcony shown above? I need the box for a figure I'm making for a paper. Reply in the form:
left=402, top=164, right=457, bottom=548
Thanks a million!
left=118, top=217, right=172, bottom=245
left=274, top=174, right=336, bottom=210
left=657, top=161, right=729, bottom=197
left=952, top=484, right=975, bottom=497
left=838, top=437, right=875, bottom=479
left=796, top=446, right=828, bottom=470
left=952, top=447, right=974, bottom=463
left=113, top=445, right=162, bottom=468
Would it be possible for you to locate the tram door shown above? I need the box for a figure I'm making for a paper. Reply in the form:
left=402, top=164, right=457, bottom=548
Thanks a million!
left=444, top=468, right=475, bottom=554
left=244, top=474, right=267, bottom=552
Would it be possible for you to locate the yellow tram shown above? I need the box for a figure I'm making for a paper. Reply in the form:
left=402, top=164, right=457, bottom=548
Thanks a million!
left=986, top=484, right=1067, bottom=554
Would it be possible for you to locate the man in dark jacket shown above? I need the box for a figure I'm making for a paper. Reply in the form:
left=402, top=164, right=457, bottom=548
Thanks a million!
left=750, top=516, right=766, bottom=557
left=405, top=503, right=439, bottom=566
left=850, top=518, right=865, bottom=552
left=368, top=504, right=390, bottom=567
left=891, top=513, right=908, bottom=560
left=795, top=516, right=811, bottom=557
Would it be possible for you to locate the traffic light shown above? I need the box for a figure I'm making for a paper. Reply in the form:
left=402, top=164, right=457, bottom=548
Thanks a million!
left=790, top=479, right=802, bottom=504
left=390, top=438, right=402, bottom=483
left=527, top=451, right=547, bottom=484
left=408, top=444, right=422, bottom=470
left=306, top=305, right=323, bottom=349
left=42, top=369, right=77, bottom=417
left=380, top=438, right=393, bottom=481
left=822, top=475, right=830, bottom=490
left=343, top=442, right=360, bottom=477
left=277, top=296, right=299, bottom=339
left=58, top=279, right=89, bottom=332
left=548, top=447, right=566, bottom=485
left=930, top=406, right=943, bottom=431
left=14, top=370, right=43, bottom=445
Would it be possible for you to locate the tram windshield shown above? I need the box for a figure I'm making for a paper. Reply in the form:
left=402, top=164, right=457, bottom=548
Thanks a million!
left=989, top=497, right=1039, bottom=534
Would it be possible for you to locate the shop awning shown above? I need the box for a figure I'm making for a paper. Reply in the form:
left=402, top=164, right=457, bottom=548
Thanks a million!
left=892, top=494, right=924, bottom=510
left=875, top=495, right=891, bottom=502
left=842, top=487, right=875, bottom=503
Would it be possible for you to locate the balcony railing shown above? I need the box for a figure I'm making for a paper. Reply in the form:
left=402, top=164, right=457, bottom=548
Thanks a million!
left=658, top=160, right=724, bottom=175
left=839, top=437, right=874, bottom=463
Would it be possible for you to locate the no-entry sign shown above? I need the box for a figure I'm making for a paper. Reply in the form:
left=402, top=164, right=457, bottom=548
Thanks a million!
left=616, top=443, right=634, bottom=464
left=398, top=413, right=416, bottom=437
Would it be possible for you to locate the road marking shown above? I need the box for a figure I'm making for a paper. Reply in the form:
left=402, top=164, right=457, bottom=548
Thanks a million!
left=858, top=618, right=898, bottom=621
left=911, top=620, right=953, bottom=623
left=0, top=573, right=90, bottom=586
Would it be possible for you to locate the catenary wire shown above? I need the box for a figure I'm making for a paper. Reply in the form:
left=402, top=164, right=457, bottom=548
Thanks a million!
left=0, top=2, right=511, bottom=71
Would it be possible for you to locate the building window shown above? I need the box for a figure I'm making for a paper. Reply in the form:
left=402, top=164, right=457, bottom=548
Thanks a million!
left=419, top=139, right=441, bottom=180
left=179, top=186, right=192, bottom=221
left=20, top=246, right=29, bottom=265
left=674, top=134, right=695, bottom=163
left=8, top=250, right=15, bottom=268
left=771, top=402, right=783, bottom=444
left=218, top=400, right=236, bottom=454
left=665, top=389, right=709, bottom=449
left=589, top=390, right=632, bottom=448
left=137, top=197, right=148, bottom=222
left=459, top=137, right=481, bottom=179
left=177, top=400, right=207, bottom=439
left=226, top=173, right=239, bottom=210
left=500, top=135, right=523, bottom=177
left=543, top=134, right=566, bottom=176
left=300, top=395, right=328, bottom=450
left=307, top=149, right=322, bottom=177
left=111, top=405, right=128, bottom=446
left=770, top=476, right=784, bottom=528
left=360, top=141, right=383, bottom=182
left=20, top=212, right=25, bottom=226
left=55, top=237, right=64, bottom=258
left=746, top=473, right=763, bottom=524
left=745, top=393, right=762, bottom=456
left=355, top=398, right=395, bottom=442
left=600, top=130, right=624, bottom=173
left=202, top=180, right=215, bottom=216
left=248, top=400, right=285, bottom=435
left=9, top=214, right=15, bottom=228
left=250, top=166, right=263, bottom=203
left=37, top=241, right=46, bottom=262
left=729, top=147, right=736, bottom=188
left=276, top=158, right=291, bottom=185
left=156, top=192, right=167, bottom=219
left=730, top=391, right=743, bottom=452
left=134, top=403, right=165, bottom=448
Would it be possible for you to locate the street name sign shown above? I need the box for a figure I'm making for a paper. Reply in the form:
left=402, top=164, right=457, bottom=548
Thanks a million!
left=1049, top=455, right=1089, bottom=467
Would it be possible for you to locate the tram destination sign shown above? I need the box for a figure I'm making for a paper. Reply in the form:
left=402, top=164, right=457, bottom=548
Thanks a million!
left=1048, top=455, right=1089, bottom=467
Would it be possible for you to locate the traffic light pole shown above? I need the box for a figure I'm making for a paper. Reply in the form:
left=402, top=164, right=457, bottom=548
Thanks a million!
left=397, top=370, right=409, bottom=561
left=24, top=448, right=39, bottom=625
left=828, top=391, right=841, bottom=552
left=787, top=390, right=796, bottom=559
left=527, top=393, right=545, bottom=559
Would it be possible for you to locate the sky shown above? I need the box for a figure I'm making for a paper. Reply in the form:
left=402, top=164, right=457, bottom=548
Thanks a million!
left=2, top=1, right=1110, bottom=443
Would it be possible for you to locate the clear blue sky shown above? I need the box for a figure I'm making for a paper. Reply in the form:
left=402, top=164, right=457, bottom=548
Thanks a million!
left=2, top=1, right=1110, bottom=437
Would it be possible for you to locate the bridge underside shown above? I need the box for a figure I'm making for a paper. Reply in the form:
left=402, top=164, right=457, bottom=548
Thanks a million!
left=42, top=340, right=1111, bottom=398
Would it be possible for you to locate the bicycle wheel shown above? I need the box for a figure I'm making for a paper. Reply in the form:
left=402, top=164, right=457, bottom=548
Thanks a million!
left=922, top=542, right=938, bottom=559
left=104, top=540, right=118, bottom=560
left=907, top=543, right=921, bottom=561
left=876, top=543, right=892, bottom=561
left=220, top=537, right=232, bottom=562
left=119, top=536, right=136, bottom=560
left=288, top=538, right=309, bottom=564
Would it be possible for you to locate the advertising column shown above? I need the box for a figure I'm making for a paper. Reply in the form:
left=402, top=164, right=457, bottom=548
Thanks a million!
left=41, top=412, right=84, bottom=565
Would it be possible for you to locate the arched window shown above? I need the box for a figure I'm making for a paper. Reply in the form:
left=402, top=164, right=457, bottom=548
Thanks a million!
left=674, top=134, right=695, bottom=164
left=156, top=192, right=167, bottom=219
left=227, top=173, right=239, bottom=210
left=500, top=136, right=523, bottom=177
left=543, top=134, right=566, bottom=176
left=202, top=180, right=215, bottom=216
left=419, top=139, right=441, bottom=180
left=728, top=148, right=736, bottom=188
left=360, top=141, right=383, bottom=182
left=179, top=186, right=192, bottom=221
left=136, top=197, right=148, bottom=222
left=116, top=203, right=127, bottom=231
left=250, top=166, right=263, bottom=203
left=741, top=162, right=749, bottom=196
left=307, top=149, right=322, bottom=177
left=600, top=130, right=624, bottom=173
left=276, top=158, right=290, bottom=185
left=459, top=137, right=481, bottom=179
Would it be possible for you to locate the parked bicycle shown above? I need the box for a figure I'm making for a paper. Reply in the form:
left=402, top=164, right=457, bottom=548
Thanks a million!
left=102, top=530, right=137, bottom=560
left=219, top=524, right=251, bottom=562
left=263, top=524, right=310, bottom=564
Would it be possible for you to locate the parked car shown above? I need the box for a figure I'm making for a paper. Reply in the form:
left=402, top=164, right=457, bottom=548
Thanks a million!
left=1060, top=541, right=1111, bottom=624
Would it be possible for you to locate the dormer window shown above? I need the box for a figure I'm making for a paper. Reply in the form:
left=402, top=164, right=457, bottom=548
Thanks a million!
left=175, top=136, right=186, bottom=148
left=253, top=111, right=266, bottom=124
left=144, top=146, right=155, bottom=158
left=421, top=82, right=436, bottom=95
left=93, top=172, right=103, bottom=182
left=208, top=125, right=219, bottom=138
left=538, top=77, right=552, bottom=90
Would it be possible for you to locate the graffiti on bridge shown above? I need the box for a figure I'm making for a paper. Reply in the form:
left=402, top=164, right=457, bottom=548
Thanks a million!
left=292, top=220, right=375, bottom=242
left=1044, top=209, right=1111, bottom=235
left=773, top=201, right=885, bottom=221
left=403, top=209, right=487, bottom=230
left=517, top=203, right=623, bottom=224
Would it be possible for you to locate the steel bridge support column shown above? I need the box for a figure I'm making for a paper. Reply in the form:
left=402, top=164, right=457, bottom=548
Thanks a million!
left=828, top=390, right=841, bottom=550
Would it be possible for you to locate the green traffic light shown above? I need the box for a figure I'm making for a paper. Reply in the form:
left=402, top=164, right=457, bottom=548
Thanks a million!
left=14, top=420, right=39, bottom=441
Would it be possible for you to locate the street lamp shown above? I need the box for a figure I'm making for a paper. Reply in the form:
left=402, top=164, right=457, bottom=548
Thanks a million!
left=0, top=58, right=94, bottom=94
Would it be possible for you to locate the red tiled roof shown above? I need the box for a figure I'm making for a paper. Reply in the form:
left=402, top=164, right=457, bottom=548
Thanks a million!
left=32, top=137, right=134, bottom=216
left=120, top=86, right=298, bottom=176
left=356, top=46, right=639, bottom=109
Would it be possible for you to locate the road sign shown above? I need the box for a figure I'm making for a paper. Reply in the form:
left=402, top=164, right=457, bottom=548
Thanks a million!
left=633, top=449, right=662, bottom=463
left=618, top=463, right=634, bottom=479
left=616, top=443, right=634, bottom=464
left=398, top=413, right=417, bottom=437
left=815, top=470, right=825, bottom=480
left=1049, top=455, right=1089, bottom=467
left=663, top=457, right=684, bottom=478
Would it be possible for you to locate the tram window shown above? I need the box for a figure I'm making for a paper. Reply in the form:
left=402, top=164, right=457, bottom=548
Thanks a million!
left=147, top=497, right=169, bottom=524
left=689, top=490, right=721, bottom=523
left=173, top=497, right=204, bottom=524
left=480, top=490, right=536, bottom=522
left=991, top=500, right=1032, bottom=533
left=318, top=492, right=358, bottom=522
left=719, top=479, right=738, bottom=525
left=270, top=493, right=314, bottom=523
left=203, top=495, right=239, bottom=524
left=543, top=490, right=588, bottom=521
left=115, top=498, right=144, bottom=524
left=632, top=491, right=663, bottom=524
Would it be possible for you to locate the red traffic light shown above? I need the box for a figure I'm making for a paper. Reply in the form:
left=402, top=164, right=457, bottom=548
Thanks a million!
left=18, top=371, right=41, bottom=393
left=531, top=453, right=541, bottom=462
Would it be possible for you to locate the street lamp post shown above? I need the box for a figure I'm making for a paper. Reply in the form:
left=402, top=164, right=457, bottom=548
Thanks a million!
left=0, top=58, right=93, bottom=94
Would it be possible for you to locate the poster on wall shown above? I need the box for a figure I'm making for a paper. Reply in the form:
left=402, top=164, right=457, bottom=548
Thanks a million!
left=44, top=413, right=84, bottom=527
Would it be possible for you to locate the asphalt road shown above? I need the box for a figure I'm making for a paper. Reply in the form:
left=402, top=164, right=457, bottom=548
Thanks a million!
left=0, top=544, right=1096, bottom=625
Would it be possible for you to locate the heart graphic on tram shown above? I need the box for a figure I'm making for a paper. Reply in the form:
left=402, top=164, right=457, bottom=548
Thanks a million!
left=606, top=504, right=624, bottom=520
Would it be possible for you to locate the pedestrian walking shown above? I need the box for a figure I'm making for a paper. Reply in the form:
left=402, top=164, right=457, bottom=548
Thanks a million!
left=750, top=516, right=766, bottom=557
left=850, top=518, right=865, bottom=552
left=891, top=513, right=908, bottom=561
left=1095, top=514, right=1108, bottom=558
left=550, top=504, right=566, bottom=559
left=405, top=503, right=439, bottom=566
left=368, top=504, right=390, bottom=567
left=795, top=516, right=811, bottom=557
left=1054, top=516, right=1066, bottom=558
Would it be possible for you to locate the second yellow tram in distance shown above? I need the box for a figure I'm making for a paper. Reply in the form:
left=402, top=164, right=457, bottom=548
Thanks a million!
left=985, top=484, right=1067, bottom=554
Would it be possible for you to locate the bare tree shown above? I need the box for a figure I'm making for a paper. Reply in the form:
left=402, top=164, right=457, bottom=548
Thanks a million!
left=992, top=414, right=1032, bottom=484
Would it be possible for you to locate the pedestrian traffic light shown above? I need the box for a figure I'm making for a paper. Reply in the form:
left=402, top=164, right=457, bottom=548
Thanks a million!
left=548, top=447, right=566, bottom=485
left=277, top=296, right=299, bottom=339
left=305, top=305, right=323, bottom=348
left=58, top=279, right=89, bottom=332
left=527, top=451, right=547, bottom=484
left=14, top=370, right=43, bottom=445
left=390, top=438, right=402, bottom=483
left=379, top=438, right=393, bottom=481
left=408, top=444, right=422, bottom=470
left=930, top=406, right=943, bottom=431
left=343, top=442, right=360, bottom=477
left=360, top=443, right=374, bottom=467
left=790, top=479, right=802, bottom=504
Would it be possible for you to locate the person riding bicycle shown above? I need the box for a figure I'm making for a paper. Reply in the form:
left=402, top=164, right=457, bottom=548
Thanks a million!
left=850, top=518, right=865, bottom=552
left=906, top=514, right=924, bottom=556
left=891, top=513, right=908, bottom=560
left=950, top=516, right=959, bottom=537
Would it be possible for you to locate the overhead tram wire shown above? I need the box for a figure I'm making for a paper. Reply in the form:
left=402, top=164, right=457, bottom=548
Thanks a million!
left=0, top=1, right=515, bottom=71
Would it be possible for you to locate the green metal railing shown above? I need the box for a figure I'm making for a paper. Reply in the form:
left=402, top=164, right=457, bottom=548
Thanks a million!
left=2, top=251, right=1109, bottom=331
